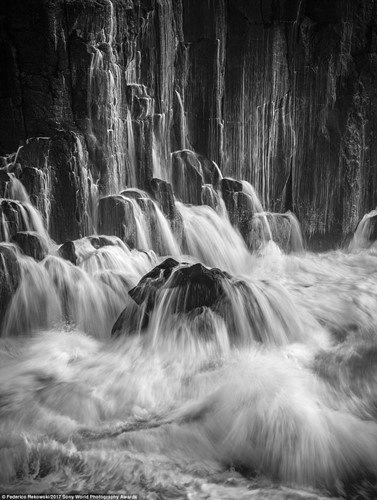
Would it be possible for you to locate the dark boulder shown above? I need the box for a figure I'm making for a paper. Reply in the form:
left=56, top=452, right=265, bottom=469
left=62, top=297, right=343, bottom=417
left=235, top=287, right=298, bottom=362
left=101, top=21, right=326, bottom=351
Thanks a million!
left=165, top=263, right=228, bottom=313
left=129, top=258, right=180, bottom=311
left=11, top=231, right=48, bottom=261
left=128, top=260, right=228, bottom=314
left=111, top=300, right=149, bottom=338
left=58, top=240, right=77, bottom=265
left=98, top=195, right=137, bottom=248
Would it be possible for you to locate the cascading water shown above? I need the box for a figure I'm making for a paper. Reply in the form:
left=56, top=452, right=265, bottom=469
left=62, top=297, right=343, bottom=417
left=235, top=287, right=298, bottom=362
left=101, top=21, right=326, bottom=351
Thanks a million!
left=3, top=165, right=377, bottom=499
left=2, top=2, right=377, bottom=494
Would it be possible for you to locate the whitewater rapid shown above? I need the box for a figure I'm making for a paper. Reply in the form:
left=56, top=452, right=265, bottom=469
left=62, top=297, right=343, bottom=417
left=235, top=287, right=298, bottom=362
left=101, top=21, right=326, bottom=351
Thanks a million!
left=2, top=234, right=377, bottom=498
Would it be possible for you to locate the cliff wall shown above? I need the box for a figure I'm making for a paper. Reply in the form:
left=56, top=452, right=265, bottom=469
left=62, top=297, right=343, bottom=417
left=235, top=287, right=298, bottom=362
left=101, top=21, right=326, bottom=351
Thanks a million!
left=1, top=0, right=377, bottom=245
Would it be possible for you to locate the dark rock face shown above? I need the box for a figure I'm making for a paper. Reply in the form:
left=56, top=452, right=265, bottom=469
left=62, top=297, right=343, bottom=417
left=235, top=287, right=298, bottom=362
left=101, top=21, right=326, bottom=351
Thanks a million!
left=111, top=300, right=149, bottom=338
left=113, top=257, right=180, bottom=336
left=128, top=260, right=228, bottom=314
left=164, top=263, right=228, bottom=313
left=150, top=177, right=184, bottom=243
left=1, top=0, right=377, bottom=244
left=172, top=150, right=203, bottom=205
left=11, top=231, right=48, bottom=261
left=58, top=241, right=77, bottom=265
left=201, top=184, right=220, bottom=210
left=129, top=258, right=180, bottom=311
left=221, top=178, right=253, bottom=240
left=17, top=133, right=92, bottom=242
left=115, top=259, right=231, bottom=338
left=98, top=195, right=137, bottom=248
left=0, top=199, right=41, bottom=241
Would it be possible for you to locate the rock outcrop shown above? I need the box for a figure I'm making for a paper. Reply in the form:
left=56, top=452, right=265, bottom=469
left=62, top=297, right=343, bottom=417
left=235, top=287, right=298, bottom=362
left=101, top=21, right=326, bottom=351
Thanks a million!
left=1, top=0, right=377, bottom=246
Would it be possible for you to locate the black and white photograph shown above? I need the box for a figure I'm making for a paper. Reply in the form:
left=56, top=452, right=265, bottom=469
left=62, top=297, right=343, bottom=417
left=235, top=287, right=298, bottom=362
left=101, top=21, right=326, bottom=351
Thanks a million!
left=1, top=1, right=377, bottom=498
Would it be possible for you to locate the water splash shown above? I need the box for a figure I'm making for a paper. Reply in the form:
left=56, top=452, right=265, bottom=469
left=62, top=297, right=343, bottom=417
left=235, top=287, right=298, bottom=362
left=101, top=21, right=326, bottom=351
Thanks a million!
left=176, top=202, right=251, bottom=274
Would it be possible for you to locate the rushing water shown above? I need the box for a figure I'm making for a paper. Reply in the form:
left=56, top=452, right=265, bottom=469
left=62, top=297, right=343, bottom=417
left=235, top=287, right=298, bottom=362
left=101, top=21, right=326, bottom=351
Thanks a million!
left=1, top=178, right=377, bottom=499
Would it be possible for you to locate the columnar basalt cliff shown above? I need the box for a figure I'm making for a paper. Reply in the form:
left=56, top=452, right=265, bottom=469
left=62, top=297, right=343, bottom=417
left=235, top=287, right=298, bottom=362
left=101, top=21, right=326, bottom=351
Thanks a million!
left=1, top=0, right=377, bottom=246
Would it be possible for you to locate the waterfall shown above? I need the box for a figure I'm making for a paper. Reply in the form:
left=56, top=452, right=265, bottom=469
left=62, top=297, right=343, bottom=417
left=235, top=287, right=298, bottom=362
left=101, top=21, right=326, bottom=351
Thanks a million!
left=2, top=1, right=377, bottom=497
left=176, top=201, right=251, bottom=274
left=3, top=164, right=377, bottom=499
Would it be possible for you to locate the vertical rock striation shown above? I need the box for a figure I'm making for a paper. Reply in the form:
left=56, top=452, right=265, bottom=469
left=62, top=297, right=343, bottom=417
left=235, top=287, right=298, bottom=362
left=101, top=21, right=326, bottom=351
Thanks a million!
left=0, top=0, right=377, bottom=245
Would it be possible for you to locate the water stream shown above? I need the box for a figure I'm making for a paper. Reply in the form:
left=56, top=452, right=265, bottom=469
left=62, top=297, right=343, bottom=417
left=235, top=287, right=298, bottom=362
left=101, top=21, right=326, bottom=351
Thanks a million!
left=1, top=170, right=377, bottom=499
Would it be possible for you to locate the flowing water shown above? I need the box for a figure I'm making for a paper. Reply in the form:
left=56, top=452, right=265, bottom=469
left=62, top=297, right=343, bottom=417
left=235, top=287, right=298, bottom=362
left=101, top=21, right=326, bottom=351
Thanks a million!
left=1, top=178, right=377, bottom=499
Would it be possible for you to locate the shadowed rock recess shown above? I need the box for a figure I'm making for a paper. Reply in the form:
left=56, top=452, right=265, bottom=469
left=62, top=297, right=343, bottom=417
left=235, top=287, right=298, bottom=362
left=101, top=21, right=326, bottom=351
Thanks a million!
left=0, top=0, right=377, bottom=247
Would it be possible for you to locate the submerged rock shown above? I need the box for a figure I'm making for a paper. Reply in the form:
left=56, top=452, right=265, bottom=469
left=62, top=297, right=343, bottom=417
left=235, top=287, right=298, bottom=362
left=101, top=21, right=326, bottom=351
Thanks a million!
left=11, top=231, right=48, bottom=261
left=129, top=260, right=228, bottom=313
left=165, top=263, right=228, bottom=313
left=111, top=259, right=180, bottom=338
left=58, top=240, right=77, bottom=265
left=111, top=300, right=149, bottom=338
left=129, top=258, right=180, bottom=311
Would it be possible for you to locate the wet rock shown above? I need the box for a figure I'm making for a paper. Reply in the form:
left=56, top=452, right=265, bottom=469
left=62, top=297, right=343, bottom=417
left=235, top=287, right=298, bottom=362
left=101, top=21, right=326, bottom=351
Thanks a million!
left=165, top=263, right=228, bottom=313
left=172, top=150, right=204, bottom=205
left=129, top=258, right=180, bottom=311
left=150, top=178, right=176, bottom=221
left=201, top=184, right=221, bottom=210
left=58, top=240, right=77, bottom=265
left=111, top=300, right=149, bottom=338
left=2, top=0, right=377, bottom=244
left=234, top=191, right=254, bottom=240
left=221, top=178, right=253, bottom=240
left=0, top=243, right=20, bottom=329
left=98, top=195, right=137, bottom=248
left=126, top=84, right=154, bottom=121
left=357, top=214, right=377, bottom=243
left=0, top=169, right=10, bottom=197
left=120, top=189, right=145, bottom=201
left=129, top=260, right=229, bottom=314
left=114, top=258, right=180, bottom=336
left=88, top=235, right=116, bottom=249
left=0, top=200, right=28, bottom=240
left=197, top=154, right=222, bottom=189
left=11, top=231, right=48, bottom=261
left=17, top=133, right=91, bottom=243
left=150, top=177, right=184, bottom=243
